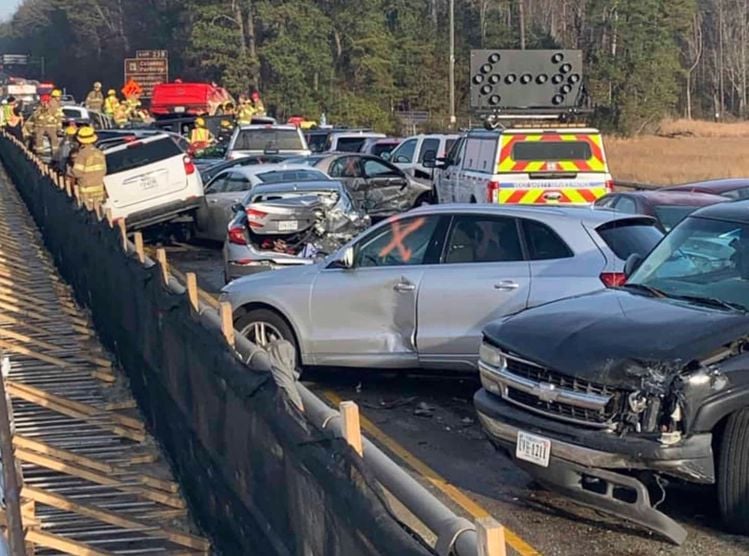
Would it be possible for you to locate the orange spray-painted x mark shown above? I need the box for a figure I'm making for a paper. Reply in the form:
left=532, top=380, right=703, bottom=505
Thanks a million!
left=378, top=217, right=426, bottom=263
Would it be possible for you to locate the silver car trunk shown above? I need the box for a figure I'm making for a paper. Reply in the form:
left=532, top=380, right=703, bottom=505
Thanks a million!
left=246, top=195, right=322, bottom=236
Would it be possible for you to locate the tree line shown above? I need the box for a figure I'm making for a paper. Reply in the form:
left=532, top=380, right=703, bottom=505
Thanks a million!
left=0, top=0, right=744, bottom=134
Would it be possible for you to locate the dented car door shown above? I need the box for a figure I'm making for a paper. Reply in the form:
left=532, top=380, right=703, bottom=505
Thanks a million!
left=307, top=214, right=444, bottom=367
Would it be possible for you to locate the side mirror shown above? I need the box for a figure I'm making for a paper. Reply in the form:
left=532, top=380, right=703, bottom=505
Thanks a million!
left=330, top=246, right=354, bottom=269
left=231, top=202, right=245, bottom=213
left=422, top=149, right=437, bottom=168
left=624, top=253, right=644, bottom=278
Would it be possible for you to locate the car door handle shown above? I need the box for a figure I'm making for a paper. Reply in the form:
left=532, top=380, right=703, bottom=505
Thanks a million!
left=394, top=281, right=416, bottom=293
left=494, top=280, right=519, bottom=291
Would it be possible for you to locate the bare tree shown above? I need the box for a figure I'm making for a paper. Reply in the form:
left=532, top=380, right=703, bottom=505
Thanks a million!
left=683, top=12, right=704, bottom=119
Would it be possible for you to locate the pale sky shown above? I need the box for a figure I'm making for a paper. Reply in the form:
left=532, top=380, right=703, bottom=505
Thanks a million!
left=0, top=0, right=21, bottom=22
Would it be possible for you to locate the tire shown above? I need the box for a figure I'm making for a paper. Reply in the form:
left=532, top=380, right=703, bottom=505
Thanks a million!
left=718, top=407, right=749, bottom=533
left=235, top=308, right=298, bottom=353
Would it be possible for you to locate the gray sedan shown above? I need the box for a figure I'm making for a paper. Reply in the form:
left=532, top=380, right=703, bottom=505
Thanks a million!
left=290, top=153, right=432, bottom=219
left=194, top=164, right=330, bottom=241
left=220, top=205, right=664, bottom=372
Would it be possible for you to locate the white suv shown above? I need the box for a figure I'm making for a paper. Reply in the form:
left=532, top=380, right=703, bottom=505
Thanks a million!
left=387, top=133, right=459, bottom=180
left=102, top=134, right=204, bottom=230
left=226, top=124, right=311, bottom=160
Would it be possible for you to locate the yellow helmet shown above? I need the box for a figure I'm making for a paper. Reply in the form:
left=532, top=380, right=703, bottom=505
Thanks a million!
left=65, top=124, right=78, bottom=137
left=107, top=89, right=116, bottom=96
left=195, top=117, right=205, bottom=127
left=51, top=89, right=62, bottom=98
left=77, top=126, right=98, bottom=145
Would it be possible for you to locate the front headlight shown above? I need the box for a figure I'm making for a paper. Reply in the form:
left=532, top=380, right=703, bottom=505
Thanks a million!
left=479, top=342, right=505, bottom=369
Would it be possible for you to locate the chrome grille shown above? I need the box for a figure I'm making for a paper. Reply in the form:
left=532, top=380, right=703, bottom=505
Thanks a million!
left=481, top=351, right=623, bottom=428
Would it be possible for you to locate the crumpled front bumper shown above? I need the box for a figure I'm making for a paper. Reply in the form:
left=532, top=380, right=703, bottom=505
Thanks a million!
left=474, top=389, right=715, bottom=545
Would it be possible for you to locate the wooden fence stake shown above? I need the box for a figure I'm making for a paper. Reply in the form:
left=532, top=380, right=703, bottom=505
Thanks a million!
left=133, top=232, right=145, bottom=264
left=156, top=248, right=169, bottom=285
left=219, top=302, right=235, bottom=348
left=185, top=273, right=199, bottom=312
left=339, top=401, right=363, bottom=457
left=117, top=219, right=128, bottom=251
left=105, top=208, right=114, bottom=228
left=94, top=203, right=104, bottom=220
left=476, top=516, right=506, bottom=556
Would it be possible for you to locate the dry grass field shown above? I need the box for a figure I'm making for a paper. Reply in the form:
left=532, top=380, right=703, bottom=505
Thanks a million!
left=605, top=119, right=749, bottom=185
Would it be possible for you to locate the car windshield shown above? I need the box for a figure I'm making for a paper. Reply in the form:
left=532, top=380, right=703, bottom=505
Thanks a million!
left=653, top=205, right=701, bottom=231
left=628, top=216, right=749, bottom=312
left=234, top=129, right=304, bottom=152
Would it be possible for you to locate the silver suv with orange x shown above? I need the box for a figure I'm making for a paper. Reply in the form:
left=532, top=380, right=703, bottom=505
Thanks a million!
left=220, top=204, right=663, bottom=371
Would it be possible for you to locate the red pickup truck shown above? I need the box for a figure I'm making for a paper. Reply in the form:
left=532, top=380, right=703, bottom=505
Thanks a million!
left=150, top=82, right=233, bottom=118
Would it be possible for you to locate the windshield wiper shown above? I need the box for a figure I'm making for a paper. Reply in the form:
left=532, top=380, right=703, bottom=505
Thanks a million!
left=619, top=283, right=667, bottom=298
left=669, top=294, right=748, bottom=313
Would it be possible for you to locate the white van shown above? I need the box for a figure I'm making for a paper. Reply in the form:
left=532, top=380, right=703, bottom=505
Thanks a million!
left=102, top=134, right=204, bottom=230
left=387, top=133, right=459, bottom=180
left=435, top=126, right=613, bottom=205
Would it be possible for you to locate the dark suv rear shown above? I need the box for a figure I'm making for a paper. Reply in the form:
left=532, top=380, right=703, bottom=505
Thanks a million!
left=475, top=201, right=749, bottom=544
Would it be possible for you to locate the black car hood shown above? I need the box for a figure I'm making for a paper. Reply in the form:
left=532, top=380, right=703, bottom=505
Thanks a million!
left=484, top=288, right=749, bottom=390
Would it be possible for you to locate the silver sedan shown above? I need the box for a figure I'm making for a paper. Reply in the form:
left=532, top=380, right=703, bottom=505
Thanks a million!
left=220, top=205, right=664, bottom=372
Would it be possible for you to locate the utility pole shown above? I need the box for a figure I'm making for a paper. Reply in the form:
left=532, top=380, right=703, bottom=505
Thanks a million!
left=518, top=0, right=526, bottom=50
left=449, top=0, right=456, bottom=127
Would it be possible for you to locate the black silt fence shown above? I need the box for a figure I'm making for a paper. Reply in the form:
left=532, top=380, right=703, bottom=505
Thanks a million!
left=0, top=136, right=434, bottom=556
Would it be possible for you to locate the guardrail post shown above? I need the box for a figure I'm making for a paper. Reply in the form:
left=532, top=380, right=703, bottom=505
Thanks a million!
left=476, top=516, right=505, bottom=556
left=118, top=219, right=128, bottom=251
left=185, top=273, right=199, bottom=313
left=133, top=232, right=145, bottom=264
left=219, top=302, right=235, bottom=348
left=156, top=248, right=169, bottom=286
left=339, top=401, right=363, bottom=457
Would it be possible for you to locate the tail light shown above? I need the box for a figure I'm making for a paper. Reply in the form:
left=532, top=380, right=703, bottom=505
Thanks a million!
left=600, top=272, right=626, bottom=287
left=227, top=225, right=248, bottom=245
left=246, top=208, right=267, bottom=229
left=486, top=181, right=500, bottom=203
left=183, top=155, right=196, bottom=176
left=605, top=179, right=614, bottom=193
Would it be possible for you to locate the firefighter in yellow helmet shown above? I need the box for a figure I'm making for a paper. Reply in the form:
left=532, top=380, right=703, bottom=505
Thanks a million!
left=189, top=117, right=214, bottom=149
left=236, top=98, right=255, bottom=126
left=104, top=89, right=119, bottom=117
left=49, top=89, right=64, bottom=126
left=71, top=126, right=107, bottom=210
left=113, top=102, right=130, bottom=128
left=32, top=95, right=60, bottom=155
left=55, top=122, right=79, bottom=172
left=250, top=91, right=266, bottom=117
left=85, top=82, right=104, bottom=112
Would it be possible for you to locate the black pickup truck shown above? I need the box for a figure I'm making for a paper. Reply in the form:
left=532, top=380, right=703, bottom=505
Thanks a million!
left=474, top=200, right=749, bottom=544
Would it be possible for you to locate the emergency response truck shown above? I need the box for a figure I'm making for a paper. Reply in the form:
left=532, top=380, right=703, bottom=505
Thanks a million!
left=435, top=122, right=613, bottom=204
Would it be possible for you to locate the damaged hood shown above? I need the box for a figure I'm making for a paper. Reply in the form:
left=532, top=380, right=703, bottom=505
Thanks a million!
left=484, top=288, right=749, bottom=390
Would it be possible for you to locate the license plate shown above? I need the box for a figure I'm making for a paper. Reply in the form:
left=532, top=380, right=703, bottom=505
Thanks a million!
left=140, top=176, right=159, bottom=190
left=516, top=431, right=551, bottom=467
left=174, top=106, right=186, bottom=113
left=278, top=220, right=298, bottom=232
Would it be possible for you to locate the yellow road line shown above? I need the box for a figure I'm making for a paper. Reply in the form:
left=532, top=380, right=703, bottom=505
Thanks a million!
left=323, top=390, right=540, bottom=556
